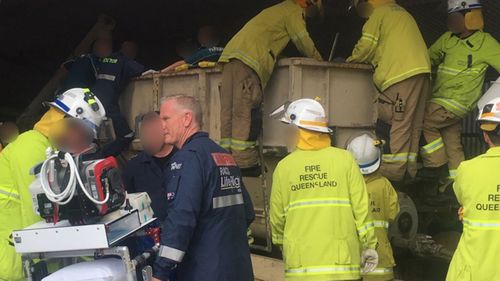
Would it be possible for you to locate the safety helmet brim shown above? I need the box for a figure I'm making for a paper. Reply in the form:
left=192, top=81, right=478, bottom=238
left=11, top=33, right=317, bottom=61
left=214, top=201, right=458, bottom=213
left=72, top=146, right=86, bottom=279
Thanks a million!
left=359, top=154, right=381, bottom=175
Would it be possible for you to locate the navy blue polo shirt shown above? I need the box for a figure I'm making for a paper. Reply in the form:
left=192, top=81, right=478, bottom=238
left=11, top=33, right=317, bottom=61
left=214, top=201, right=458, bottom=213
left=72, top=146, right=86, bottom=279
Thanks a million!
left=91, top=52, right=145, bottom=109
left=122, top=151, right=174, bottom=221
left=185, top=46, right=224, bottom=66
left=61, top=54, right=100, bottom=91
left=153, top=132, right=254, bottom=281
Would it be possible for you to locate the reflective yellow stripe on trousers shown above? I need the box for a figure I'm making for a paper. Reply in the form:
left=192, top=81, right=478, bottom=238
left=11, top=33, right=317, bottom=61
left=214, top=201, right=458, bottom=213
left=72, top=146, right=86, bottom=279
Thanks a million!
left=0, top=186, right=21, bottom=203
left=448, top=169, right=457, bottom=180
left=421, top=137, right=444, bottom=156
left=372, top=220, right=389, bottom=229
left=463, top=219, right=500, bottom=229
left=285, top=198, right=351, bottom=213
left=219, top=138, right=256, bottom=151
left=229, top=139, right=257, bottom=151
left=286, top=265, right=360, bottom=277
left=219, top=138, right=231, bottom=149
left=382, top=152, right=417, bottom=163
left=364, top=267, right=394, bottom=276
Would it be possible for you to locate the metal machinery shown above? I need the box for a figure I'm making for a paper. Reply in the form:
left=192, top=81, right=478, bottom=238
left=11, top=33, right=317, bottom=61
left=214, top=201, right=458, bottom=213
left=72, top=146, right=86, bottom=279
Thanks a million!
left=120, top=58, right=461, bottom=279
left=14, top=149, right=159, bottom=281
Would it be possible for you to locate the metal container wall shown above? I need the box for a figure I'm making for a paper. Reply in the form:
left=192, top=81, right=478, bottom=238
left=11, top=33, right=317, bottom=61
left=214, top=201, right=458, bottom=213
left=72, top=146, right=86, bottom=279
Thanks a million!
left=120, top=58, right=376, bottom=244
left=121, top=58, right=377, bottom=149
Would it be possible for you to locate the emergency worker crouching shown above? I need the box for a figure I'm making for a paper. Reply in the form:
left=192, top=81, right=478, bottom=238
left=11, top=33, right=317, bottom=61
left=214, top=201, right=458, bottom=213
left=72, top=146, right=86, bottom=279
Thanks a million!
left=270, top=98, right=378, bottom=281
left=0, top=88, right=105, bottom=281
left=348, top=134, right=400, bottom=281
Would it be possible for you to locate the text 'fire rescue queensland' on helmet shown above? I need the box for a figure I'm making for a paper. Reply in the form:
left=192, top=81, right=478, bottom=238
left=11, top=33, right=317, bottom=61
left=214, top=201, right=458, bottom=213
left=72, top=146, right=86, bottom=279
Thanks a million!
left=478, top=97, right=500, bottom=133
left=48, top=88, right=106, bottom=138
left=269, top=98, right=332, bottom=133
left=347, top=133, right=384, bottom=175
left=448, top=0, right=482, bottom=14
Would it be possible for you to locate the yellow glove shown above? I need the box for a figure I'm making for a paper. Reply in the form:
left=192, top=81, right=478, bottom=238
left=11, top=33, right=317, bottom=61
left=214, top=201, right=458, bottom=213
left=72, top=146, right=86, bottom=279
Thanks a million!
left=198, top=61, right=217, bottom=68
left=174, top=64, right=190, bottom=72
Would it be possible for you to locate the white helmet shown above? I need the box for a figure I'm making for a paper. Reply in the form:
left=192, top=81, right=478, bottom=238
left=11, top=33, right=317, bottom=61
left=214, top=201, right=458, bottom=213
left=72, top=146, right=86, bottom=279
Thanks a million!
left=49, top=88, right=106, bottom=137
left=347, top=134, right=383, bottom=175
left=270, top=98, right=332, bottom=133
left=448, top=0, right=482, bottom=13
left=478, top=97, right=500, bottom=132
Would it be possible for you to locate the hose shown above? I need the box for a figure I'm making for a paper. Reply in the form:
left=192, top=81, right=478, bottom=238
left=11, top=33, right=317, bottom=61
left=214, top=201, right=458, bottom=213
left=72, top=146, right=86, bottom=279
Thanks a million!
left=40, top=152, right=77, bottom=205
left=40, top=151, right=109, bottom=205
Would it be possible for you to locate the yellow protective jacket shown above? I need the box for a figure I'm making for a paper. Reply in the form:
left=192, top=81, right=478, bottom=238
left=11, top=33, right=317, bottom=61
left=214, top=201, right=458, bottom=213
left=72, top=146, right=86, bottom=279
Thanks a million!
left=429, top=31, right=500, bottom=118
left=447, top=147, right=500, bottom=281
left=362, top=172, right=399, bottom=281
left=347, top=3, right=431, bottom=91
left=0, top=109, right=62, bottom=281
left=271, top=146, right=378, bottom=281
left=219, top=0, right=322, bottom=88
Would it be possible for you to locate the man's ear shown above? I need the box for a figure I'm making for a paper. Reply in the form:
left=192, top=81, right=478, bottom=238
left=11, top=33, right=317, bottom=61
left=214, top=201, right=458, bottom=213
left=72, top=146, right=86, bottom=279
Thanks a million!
left=183, top=110, right=194, bottom=128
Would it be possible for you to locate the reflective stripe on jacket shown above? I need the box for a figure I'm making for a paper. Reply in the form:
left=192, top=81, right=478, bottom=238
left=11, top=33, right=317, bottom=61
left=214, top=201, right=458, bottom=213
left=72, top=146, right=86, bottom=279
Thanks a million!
left=271, top=146, right=377, bottom=281
left=429, top=31, right=500, bottom=117
left=219, top=0, right=322, bottom=88
left=347, top=3, right=431, bottom=91
left=153, top=132, right=254, bottom=281
left=362, top=172, right=400, bottom=280
left=0, top=130, right=49, bottom=280
left=447, top=147, right=500, bottom=280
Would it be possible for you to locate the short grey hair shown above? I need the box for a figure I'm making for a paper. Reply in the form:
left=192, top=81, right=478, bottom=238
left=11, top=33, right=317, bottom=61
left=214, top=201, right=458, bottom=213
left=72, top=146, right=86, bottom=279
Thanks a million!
left=161, top=95, right=203, bottom=128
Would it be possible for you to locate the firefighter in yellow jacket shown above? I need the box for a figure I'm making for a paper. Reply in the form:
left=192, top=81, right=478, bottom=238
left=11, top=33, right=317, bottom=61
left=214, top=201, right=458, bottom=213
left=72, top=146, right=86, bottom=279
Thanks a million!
left=0, top=88, right=105, bottom=280
left=270, top=99, right=378, bottom=281
left=421, top=0, right=500, bottom=181
left=348, top=134, right=400, bottom=281
left=447, top=96, right=500, bottom=280
left=348, top=0, right=431, bottom=183
left=219, top=0, right=323, bottom=175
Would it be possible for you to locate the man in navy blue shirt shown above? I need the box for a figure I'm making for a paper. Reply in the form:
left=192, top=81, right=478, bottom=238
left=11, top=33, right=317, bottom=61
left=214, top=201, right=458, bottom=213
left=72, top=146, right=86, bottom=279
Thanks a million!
left=60, top=37, right=112, bottom=92
left=122, top=111, right=175, bottom=221
left=152, top=95, right=254, bottom=281
left=92, top=42, right=147, bottom=156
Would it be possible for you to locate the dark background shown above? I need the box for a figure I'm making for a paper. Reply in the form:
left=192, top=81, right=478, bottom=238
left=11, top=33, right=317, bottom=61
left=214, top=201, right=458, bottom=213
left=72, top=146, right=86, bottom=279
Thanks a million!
left=1, top=0, right=499, bottom=121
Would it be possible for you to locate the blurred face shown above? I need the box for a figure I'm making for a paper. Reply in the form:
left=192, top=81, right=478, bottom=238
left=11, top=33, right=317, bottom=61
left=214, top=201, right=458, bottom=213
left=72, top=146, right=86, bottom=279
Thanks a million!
left=0, top=122, right=19, bottom=144
left=160, top=99, right=194, bottom=148
left=51, top=119, right=93, bottom=154
left=197, top=26, right=220, bottom=47
left=140, top=117, right=166, bottom=154
left=285, top=125, right=300, bottom=151
left=297, top=0, right=317, bottom=8
left=121, top=41, right=138, bottom=60
left=175, top=40, right=197, bottom=59
left=447, top=12, right=467, bottom=35
left=93, top=38, right=113, bottom=58
left=355, top=0, right=373, bottom=18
